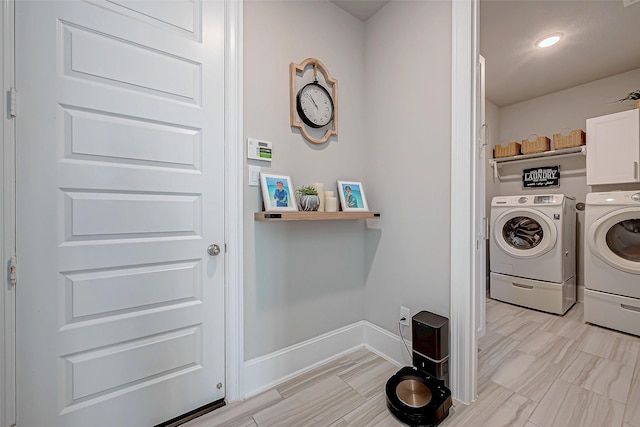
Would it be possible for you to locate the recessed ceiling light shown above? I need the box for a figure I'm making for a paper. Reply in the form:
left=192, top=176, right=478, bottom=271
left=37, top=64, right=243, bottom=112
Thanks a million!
left=536, top=33, right=563, bottom=48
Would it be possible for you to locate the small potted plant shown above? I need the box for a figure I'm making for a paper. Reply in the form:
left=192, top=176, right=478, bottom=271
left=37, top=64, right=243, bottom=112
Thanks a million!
left=616, top=90, right=640, bottom=109
left=296, top=185, right=320, bottom=211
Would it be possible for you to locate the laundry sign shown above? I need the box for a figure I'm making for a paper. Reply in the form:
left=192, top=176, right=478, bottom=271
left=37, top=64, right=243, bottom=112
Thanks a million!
left=522, top=166, right=560, bottom=188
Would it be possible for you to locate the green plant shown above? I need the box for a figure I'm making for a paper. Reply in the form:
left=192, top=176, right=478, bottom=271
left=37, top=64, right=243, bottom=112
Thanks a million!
left=616, top=90, right=640, bottom=102
left=296, top=185, right=318, bottom=196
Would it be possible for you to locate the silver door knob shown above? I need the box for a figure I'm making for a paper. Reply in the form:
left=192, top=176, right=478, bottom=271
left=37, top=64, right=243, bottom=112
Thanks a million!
left=207, top=244, right=221, bottom=256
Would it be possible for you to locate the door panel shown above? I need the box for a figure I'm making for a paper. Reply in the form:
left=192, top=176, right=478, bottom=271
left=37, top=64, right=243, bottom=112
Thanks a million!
left=16, top=1, right=225, bottom=425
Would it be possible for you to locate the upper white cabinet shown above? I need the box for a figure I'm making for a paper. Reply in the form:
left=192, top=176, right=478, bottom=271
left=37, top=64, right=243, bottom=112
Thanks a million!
left=586, top=109, right=640, bottom=185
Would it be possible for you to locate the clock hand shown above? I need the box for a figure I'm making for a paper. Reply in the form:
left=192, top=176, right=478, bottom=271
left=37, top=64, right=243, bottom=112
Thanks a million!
left=308, top=93, right=319, bottom=109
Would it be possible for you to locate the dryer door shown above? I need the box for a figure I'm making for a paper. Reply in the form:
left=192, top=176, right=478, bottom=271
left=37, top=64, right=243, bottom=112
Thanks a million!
left=493, top=208, right=558, bottom=259
left=588, top=208, right=640, bottom=274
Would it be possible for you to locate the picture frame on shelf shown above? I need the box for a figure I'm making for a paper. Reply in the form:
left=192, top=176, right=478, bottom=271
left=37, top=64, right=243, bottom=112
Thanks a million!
left=260, top=173, right=298, bottom=211
left=337, top=180, right=369, bottom=212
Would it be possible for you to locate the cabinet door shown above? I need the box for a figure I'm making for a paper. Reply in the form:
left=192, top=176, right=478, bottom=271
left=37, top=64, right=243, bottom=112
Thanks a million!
left=586, top=109, right=640, bottom=185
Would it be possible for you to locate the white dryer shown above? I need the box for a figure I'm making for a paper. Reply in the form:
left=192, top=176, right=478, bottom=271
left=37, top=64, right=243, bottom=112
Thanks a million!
left=490, top=194, right=576, bottom=314
left=584, top=191, right=640, bottom=336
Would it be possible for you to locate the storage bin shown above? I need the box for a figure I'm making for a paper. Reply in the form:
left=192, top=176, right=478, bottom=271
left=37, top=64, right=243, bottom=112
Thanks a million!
left=584, top=289, right=640, bottom=336
left=493, top=141, right=521, bottom=158
left=490, top=272, right=575, bottom=315
left=521, top=135, right=550, bottom=154
left=553, top=129, right=586, bottom=149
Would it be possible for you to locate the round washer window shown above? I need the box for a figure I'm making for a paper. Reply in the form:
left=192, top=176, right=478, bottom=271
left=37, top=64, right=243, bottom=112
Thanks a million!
left=502, top=216, right=543, bottom=249
left=606, top=219, right=640, bottom=262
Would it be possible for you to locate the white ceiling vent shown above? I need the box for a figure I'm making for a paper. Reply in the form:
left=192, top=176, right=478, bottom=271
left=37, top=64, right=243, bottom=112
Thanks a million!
left=624, top=0, right=640, bottom=7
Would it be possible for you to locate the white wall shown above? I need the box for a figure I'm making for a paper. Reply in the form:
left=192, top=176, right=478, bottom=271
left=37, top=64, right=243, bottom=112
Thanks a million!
left=243, top=0, right=455, bottom=366
left=363, top=1, right=453, bottom=331
left=490, top=68, right=640, bottom=300
left=243, top=1, right=369, bottom=360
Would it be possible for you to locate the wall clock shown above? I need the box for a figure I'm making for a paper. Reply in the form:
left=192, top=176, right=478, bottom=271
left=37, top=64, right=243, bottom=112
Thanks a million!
left=290, top=58, right=338, bottom=144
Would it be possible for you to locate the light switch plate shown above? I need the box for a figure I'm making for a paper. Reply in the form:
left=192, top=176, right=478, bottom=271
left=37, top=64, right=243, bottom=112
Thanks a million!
left=248, top=165, right=261, bottom=187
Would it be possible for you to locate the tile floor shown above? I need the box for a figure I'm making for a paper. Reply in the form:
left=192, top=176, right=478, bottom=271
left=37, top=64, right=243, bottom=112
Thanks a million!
left=184, top=298, right=640, bottom=427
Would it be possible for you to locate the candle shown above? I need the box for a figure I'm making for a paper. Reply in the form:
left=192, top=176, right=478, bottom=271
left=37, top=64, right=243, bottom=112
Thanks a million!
left=325, top=196, right=337, bottom=212
left=313, top=182, right=325, bottom=212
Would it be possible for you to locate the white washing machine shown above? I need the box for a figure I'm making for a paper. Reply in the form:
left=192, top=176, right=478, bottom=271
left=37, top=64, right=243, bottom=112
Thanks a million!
left=584, top=190, right=640, bottom=336
left=490, top=194, right=576, bottom=314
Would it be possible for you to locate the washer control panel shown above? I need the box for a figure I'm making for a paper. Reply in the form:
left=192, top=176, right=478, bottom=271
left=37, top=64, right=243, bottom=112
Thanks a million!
left=534, top=195, right=557, bottom=204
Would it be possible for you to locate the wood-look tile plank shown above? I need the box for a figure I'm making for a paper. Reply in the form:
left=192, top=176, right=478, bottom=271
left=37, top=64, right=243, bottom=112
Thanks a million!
left=333, top=391, right=405, bottom=426
left=183, top=389, right=281, bottom=427
left=492, top=316, right=543, bottom=341
left=477, top=333, right=521, bottom=394
left=540, top=316, right=591, bottom=343
left=338, top=355, right=398, bottom=399
left=275, top=355, right=355, bottom=399
left=529, top=379, right=625, bottom=427
left=579, top=329, right=640, bottom=367
left=490, top=351, right=562, bottom=402
left=343, top=346, right=377, bottom=364
left=485, top=301, right=522, bottom=324
left=253, top=375, right=365, bottom=427
left=517, top=329, right=580, bottom=366
left=561, top=351, right=634, bottom=404
left=624, top=380, right=640, bottom=427
left=327, top=419, right=349, bottom=427
left=442, top=381, right=534, bottom=427
left=564, top=301, right=584, bottom=322
left=516, top=307, right=556, bottom=324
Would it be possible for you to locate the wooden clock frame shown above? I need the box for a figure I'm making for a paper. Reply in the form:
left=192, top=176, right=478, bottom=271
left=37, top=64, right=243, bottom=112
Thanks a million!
left=290, top=57, right=338, bottom=144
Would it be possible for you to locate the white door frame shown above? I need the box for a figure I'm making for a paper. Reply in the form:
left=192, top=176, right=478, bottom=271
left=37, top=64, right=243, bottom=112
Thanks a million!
left=450, top=0, right=479, bottom=405
left=224, top=0, right=245, bottom=403
left=1, top=0, right=244, bottom=423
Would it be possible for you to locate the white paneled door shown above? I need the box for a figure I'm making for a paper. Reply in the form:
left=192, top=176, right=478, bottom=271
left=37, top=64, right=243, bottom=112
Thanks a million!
left=15, top=1, right=226, bottom=425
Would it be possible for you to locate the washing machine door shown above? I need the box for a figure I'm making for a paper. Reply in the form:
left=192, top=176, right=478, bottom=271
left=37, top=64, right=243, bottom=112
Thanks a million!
left=587, top=207, right=640, bottom=274
left=493, top=208, right=557, bottom=259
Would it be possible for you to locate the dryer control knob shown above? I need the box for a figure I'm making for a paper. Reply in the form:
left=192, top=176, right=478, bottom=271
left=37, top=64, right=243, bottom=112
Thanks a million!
left=632, top=193, right=640, bottom=202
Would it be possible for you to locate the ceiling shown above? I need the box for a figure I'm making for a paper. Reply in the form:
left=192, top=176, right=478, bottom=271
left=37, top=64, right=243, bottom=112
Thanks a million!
left=330, top=0, right=389, bottom=21
left=481, top=0, right=640, bottom=107
left=331, top=0, right=640, bottom=108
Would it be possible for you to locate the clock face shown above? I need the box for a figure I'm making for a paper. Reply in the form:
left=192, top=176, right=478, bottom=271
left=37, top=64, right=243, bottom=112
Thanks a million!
left=296, top=82, right=334, bottom=128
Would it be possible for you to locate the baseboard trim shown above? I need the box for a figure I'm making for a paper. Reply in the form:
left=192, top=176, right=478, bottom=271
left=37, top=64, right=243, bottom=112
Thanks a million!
left=362, top=321, right=413, bottom=367
left=243, top=321, right=412, bottom=398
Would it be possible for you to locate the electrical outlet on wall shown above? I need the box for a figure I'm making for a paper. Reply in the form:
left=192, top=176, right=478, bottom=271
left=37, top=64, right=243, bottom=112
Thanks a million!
left=400, top=306, right=410, bottom=326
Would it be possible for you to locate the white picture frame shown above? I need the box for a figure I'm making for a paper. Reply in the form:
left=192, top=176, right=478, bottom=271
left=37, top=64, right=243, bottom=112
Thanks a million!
left=337, top=180, right=369, bottom=212
left=260, top=173, right=298, bottom=211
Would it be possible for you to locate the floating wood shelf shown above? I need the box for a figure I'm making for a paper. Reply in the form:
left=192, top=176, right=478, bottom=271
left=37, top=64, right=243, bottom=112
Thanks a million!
left=254, top=211, right=381, bottom=221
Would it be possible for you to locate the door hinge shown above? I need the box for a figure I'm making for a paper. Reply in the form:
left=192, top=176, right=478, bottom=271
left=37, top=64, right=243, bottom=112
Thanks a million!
left=8, top=88, right=17, bottom=118
left=9, top=256, right=17, bottom=287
